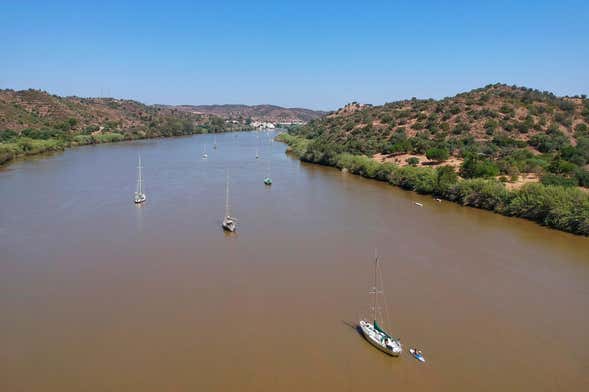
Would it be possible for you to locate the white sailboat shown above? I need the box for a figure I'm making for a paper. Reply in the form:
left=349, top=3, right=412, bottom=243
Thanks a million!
left=133, top=154, right=146, bottom=204
left=359, top=251, right=402, bottom=356
left=264, top=150, right=272, bottom=186
left=222, top=173, right=237, bottom=232
left=202, top=144, right=208, bottom=159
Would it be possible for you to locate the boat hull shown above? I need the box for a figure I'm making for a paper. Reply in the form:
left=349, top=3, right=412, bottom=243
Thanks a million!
left=134, top=194, right=146, bottom=204
left=359, top=321, right=401, bottom=357
left=222, top=217, right=236, bottom=232
left=222, top=224, right=236, bottom=232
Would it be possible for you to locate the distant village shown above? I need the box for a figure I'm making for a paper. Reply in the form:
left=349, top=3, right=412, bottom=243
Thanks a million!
left=224, top=119, right=306, bottom=129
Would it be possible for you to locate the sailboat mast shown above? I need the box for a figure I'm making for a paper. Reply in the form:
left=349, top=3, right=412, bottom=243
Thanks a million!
left=137, top=154, right=143, bottom=194
left=373, top=251, right=378, bottom=323
left=225, top=172, right=230, bottom=216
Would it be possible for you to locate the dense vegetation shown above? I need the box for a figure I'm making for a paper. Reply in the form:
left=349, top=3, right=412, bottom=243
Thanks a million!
left=278, top=84, right=589, bottom=235
left=291, top=84, right=589, bottom=188
left=0, top=89, right=249, bottom=165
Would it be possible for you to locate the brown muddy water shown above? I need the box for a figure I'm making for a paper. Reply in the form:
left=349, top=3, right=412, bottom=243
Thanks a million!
left=0, top=131, right=588, bottom=391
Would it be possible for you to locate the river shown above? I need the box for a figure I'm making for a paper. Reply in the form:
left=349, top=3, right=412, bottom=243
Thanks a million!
left=1, top=131, right=588, bottom=391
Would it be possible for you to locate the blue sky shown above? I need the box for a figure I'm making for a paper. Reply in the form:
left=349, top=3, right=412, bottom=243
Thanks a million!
left=0, top=0, right=587, bottom=109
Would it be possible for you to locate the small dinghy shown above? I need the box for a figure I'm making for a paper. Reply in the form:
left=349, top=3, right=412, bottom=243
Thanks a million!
left=414, top=202, right=423, bottom=207
left=409, top=348, right=426, bottom=363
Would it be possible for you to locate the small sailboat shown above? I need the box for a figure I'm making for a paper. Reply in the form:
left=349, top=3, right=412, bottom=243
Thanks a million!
left=222, top=173, right=237, bottom=232
left=213, top=134, right=217, bottom=149
left=255, top=145, right=259, bottom=159
left=264, top=152, right=272, bottom=186
left=202, top=144, right=208, bottom=159
left=133, top=154, right=146, bottom=204
left=359, top=251, right=402, bottom=357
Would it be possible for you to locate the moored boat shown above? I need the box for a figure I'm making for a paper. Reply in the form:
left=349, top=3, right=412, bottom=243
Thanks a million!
left=222, top=172, right=237, bottom=232
left=133, top=154, right=146, bottom=204
left=359, top=251, right=402, bottom=356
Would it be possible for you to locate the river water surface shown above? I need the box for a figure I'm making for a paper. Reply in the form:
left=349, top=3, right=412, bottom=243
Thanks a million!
left=1, top=131, right=588, bottom=391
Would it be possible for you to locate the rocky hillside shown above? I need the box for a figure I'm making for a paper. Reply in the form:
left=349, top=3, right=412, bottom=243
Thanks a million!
left=172, top=104, right=325, bottom=123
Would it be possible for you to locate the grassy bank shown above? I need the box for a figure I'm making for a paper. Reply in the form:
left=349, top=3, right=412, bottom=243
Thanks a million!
left=277, top=133, right=589, bottom=236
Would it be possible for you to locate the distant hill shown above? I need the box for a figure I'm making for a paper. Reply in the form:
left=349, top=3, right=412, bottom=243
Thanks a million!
left=0, top=89, right=232, bottom=136
left=171, top=104, right=325, bottom=123
left=0, top=89, right=245, bottom=165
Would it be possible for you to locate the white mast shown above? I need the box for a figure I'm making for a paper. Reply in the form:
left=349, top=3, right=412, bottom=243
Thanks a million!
left=225, top=171, right=230, bottom=217
left=373, top=250, right=378, bottom=323
left=136, top=154, right=143, bottom=195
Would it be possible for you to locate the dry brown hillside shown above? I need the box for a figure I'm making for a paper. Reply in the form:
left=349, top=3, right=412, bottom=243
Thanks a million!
left=291, top=84, right=589, bottom=188
left=0, top=89, right=230, bottom=136
left=308, top=84, right=589, bottom=153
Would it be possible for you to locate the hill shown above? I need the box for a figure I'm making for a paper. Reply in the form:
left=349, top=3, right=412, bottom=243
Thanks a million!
left=290, top=84, right=589, bottom=188
left=172, top=104, right=325, bottom=123
left=280, top=84, right=589, bottom=235
left=0, top=89, right=239, bottom=136
left=0, top=89, right=246, bottom=165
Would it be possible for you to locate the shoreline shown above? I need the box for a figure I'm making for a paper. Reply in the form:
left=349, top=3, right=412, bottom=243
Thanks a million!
left=0, top=128, right=254, bottom=168
left=276, top=133, right=589, bottom=236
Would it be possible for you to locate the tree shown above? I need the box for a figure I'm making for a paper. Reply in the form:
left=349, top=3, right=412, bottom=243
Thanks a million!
left=406, top=157, right=419, bottom=166
left=435, top=165, right=458, bottom=194
left=426, top=147, right=449, bottom=162
left=460, top=154, right=500, bottom=178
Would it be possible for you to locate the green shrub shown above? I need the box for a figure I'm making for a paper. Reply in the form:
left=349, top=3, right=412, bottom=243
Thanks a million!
left=92, top=132, right=125, bottom=143
left=73, top=134, right=94, bottom=145
left=541, top=174, right=577, bottom=187
left=426, top=147, right=449, bottom=162
left=507, top=184, right=589, bottom=234
left=406, top=157, right=419, bottom=166
left=446, top=179, right=510, bottom=211
left=460, top=154, right=500, bottom=178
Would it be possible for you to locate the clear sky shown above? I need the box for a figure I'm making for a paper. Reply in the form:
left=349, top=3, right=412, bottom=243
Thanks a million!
left=0, top=0, right=587, bottom=110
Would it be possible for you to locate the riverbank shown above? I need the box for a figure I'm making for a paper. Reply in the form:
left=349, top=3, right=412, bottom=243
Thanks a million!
left=0, top=128, right=252, bottom=168
left=277, top=133, right=589, bottom=236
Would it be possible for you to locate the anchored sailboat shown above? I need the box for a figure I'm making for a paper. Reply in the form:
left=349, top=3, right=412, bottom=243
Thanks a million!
left=133, top=154, right=146, bottom=204
left=264, top=151, right=272, bottom=186
left=202, top=144, right=208, bottom=159
left=359, top=251, right=402, bottom=356
left=213, top=134, right=217, bottom=149
left=222, top=172, right=237, bottom=232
